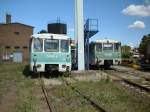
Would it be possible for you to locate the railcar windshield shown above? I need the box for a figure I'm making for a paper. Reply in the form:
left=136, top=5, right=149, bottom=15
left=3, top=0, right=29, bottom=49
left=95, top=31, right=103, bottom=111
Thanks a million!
left=96, top=43, right=102, bottom=52
left=44, top=39, right=59, bottom=52
left=103, top=43, right=113, bottom=51
left=114, top=43, right=120, bottom=52
left=61, top=40, right=69, bottom=52
left=33, top=38, right=43, bottom=52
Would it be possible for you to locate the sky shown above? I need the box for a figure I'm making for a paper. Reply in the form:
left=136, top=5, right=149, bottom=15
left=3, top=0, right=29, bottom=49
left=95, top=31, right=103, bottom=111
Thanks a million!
left=0, top=0, right=150, bottom=47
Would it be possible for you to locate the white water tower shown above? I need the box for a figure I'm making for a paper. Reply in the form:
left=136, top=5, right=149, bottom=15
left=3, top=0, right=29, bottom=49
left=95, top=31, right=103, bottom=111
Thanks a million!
left=75, top=0, right=85, bottom=70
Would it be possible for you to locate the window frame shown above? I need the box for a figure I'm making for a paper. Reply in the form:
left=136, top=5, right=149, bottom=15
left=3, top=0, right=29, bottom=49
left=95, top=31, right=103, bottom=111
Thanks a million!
left=103, top=43, right=113, bottom=51
left=33, top=38, right=43, bottom=52
left=95, top=43, right=102, bottom=52
left=61, top=39, right=69, bottom=53
left=114, top=43, right=121, bottom=52
left=44, top=39, right=59, bottom=52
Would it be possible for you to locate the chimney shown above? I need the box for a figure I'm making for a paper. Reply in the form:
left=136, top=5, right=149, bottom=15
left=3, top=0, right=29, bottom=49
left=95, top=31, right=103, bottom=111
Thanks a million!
left=6, top=14, right=11, bottom=23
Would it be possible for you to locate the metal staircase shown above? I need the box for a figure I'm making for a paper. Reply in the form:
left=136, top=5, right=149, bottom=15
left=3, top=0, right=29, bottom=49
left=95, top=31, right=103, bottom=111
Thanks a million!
left=84, top=19, right=99, bottom=69
left=84, top=19, right=99, bottom=38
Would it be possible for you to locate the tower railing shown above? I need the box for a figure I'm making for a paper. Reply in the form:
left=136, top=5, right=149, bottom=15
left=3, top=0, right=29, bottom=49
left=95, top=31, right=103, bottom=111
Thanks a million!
left=84, top=19, right=99, bottom=70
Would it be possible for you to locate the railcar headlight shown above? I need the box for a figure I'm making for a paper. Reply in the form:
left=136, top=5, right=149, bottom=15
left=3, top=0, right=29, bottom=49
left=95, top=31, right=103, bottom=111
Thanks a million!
left=37, top=64, right=41, bottom=68
left=115, top=60, right=118, bottom=62
left=66, top=66, right=70, bottom=71
left=98, top=60, right=102, bottom=63
left=62, top=65, right=66, bottom=68
left=97, top=60, right=102, bottom=64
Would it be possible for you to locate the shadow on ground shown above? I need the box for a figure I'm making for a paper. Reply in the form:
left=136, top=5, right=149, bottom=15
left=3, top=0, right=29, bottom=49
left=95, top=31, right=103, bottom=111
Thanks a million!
left=22, top=65, right=64, bottom=79
left=140, top=68, right=150, bottom=72
left=90, top=65, right=113, bottom=70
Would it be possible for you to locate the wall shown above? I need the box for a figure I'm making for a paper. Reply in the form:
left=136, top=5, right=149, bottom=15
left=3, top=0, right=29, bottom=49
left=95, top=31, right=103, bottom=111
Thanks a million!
left=0, top=23, right=33, bottom=62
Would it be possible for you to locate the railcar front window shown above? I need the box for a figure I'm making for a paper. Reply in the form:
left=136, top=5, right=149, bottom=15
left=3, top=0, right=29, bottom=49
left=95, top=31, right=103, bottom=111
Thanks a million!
left=44, top=39, right=59, bottom=52
left=103, top=44, right=113, bottom=51
left=61, top=40, right=69, bottom=52
left=114, top=43, right=120, bottom=51
left=33, top=38, right=43, bottom=52
left=96, top=43, right=102, bottom=52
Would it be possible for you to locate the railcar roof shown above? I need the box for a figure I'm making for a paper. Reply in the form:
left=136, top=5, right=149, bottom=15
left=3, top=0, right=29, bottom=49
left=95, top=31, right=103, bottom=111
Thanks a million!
left=95, top=39, right=120, bottom=43
left=31, top=33, right=70, bottom=39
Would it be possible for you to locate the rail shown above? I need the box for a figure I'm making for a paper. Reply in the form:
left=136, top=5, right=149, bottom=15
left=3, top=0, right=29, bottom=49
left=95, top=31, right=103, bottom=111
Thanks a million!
left=62, top=77, right=109, bottom=112
left=105, top=69, right=150, bottom=93
left=38, top=73, right=53, bottom=112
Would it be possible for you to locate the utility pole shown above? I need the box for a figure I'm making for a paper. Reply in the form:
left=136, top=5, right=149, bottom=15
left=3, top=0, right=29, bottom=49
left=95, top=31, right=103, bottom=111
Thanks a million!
left=75, top=0, right=85, bottom=70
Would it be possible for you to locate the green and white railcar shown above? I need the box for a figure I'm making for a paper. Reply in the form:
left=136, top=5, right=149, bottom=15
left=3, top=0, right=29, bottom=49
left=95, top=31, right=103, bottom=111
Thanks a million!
left=29, top=33, right=71, bottom=73
left=89, top=39, right=121, bottom=68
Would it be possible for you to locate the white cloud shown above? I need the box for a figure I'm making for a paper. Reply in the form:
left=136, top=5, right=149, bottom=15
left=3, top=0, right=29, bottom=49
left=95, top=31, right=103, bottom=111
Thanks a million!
left=128, top=21, right=145, bottom=29
left=122, top=4, right=150, bottom=17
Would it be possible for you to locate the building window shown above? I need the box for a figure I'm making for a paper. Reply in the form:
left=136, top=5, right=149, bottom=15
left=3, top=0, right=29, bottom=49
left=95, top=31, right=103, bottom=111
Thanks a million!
left=14, top=46, right=20, bottom=49
left=5, top=46, right=11, bottom=49
left=14, top=32, right=20, bottom=35
left=2, top=52, right=13, bottom=61
left=23, top=46, right=28, bottom=49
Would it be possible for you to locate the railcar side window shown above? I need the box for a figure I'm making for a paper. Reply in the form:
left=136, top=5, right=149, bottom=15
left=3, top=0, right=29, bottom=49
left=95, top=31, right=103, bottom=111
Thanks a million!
left=114, top=43, right=120, bottom=51
left=96, top=43, right=102, bottom=52
left=103, top=43, right=113, bottom=51
left=61, top=40, right=69, bottom=52
left=44, top=39, right=59, bottom=52
left=33, top=38, right=43, bottom=52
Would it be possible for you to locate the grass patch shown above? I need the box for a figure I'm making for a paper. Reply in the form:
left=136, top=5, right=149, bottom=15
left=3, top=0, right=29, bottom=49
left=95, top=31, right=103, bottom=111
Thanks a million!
left=48, top=84, right=99, bottom=112
left=45, top=78, right=150, bottom=112
left=0, top=64, right=149, bottom=112
left=0, top=64, right=36, bottom=112
left=72, top=81, right=150, bottom=112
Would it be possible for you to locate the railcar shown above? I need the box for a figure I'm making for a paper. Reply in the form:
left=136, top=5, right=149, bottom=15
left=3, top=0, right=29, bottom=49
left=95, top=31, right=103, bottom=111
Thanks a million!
left=140, top=40, right=150, bottom=69
left=89, top=39, right=121, bottom=68
left=29, top=33, right=71, bottom=73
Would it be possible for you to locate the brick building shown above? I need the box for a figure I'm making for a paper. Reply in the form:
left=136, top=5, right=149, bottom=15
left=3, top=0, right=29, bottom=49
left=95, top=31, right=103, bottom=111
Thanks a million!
left=0, top=14, right=33, bottom=63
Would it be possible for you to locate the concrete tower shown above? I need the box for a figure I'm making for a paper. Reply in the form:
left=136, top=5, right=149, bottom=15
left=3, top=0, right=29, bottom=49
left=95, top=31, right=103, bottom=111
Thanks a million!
left=75, top=0, right=85, bottom=70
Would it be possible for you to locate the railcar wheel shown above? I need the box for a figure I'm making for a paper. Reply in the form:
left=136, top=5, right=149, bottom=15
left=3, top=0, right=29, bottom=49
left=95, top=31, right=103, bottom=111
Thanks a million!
left=104, top=65, right=110, bottom=69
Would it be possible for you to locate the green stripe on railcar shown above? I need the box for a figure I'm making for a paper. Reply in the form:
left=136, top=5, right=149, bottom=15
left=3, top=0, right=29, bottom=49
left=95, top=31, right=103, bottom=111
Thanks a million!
left=95, top=52, right=121, bottom=60
left=30, top=52, right=71, bottom=64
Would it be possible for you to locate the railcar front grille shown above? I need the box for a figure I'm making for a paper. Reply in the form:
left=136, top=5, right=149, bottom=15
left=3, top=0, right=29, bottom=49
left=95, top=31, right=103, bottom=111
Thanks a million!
left=104, top=60, right=113, bottom=65
left=45, top=64, right=59, bottom=72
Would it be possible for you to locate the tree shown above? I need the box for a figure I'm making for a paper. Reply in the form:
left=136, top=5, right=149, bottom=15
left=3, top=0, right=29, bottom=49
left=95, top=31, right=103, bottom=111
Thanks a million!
left=139, top=34, right=150, bottom=55
left=38, top=30, right=47, bottom=34
left=121, top=45, right=132, bottom=59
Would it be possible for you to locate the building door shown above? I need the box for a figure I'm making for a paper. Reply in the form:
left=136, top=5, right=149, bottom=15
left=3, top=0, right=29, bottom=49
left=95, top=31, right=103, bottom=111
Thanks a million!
left=13, top=52, right=23, bottom=63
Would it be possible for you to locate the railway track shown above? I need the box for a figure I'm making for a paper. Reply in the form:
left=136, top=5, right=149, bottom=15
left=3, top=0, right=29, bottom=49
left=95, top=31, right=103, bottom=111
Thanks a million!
left=38, top=73, right=109, bottom=112
left=112, top=66, right=150, bottom=81
left=104, top=69, right=150, bottom=94
left=112, top=67, right=150, bottom=89
left=61, top=76, right=109, bottom=112
left=38, top=73, right=53, bottom=112
left=38, top=68, right=150, bottom=112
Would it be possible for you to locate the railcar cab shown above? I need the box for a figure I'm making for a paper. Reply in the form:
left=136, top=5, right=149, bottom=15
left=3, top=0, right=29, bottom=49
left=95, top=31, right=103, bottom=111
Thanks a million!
left=90, top=39, right=121, bottom=68
left=97, top=39, right=121, bottom=66
left=140, top=40, right=150, bottom=69
left=29, top=33, right=71, bottom=74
